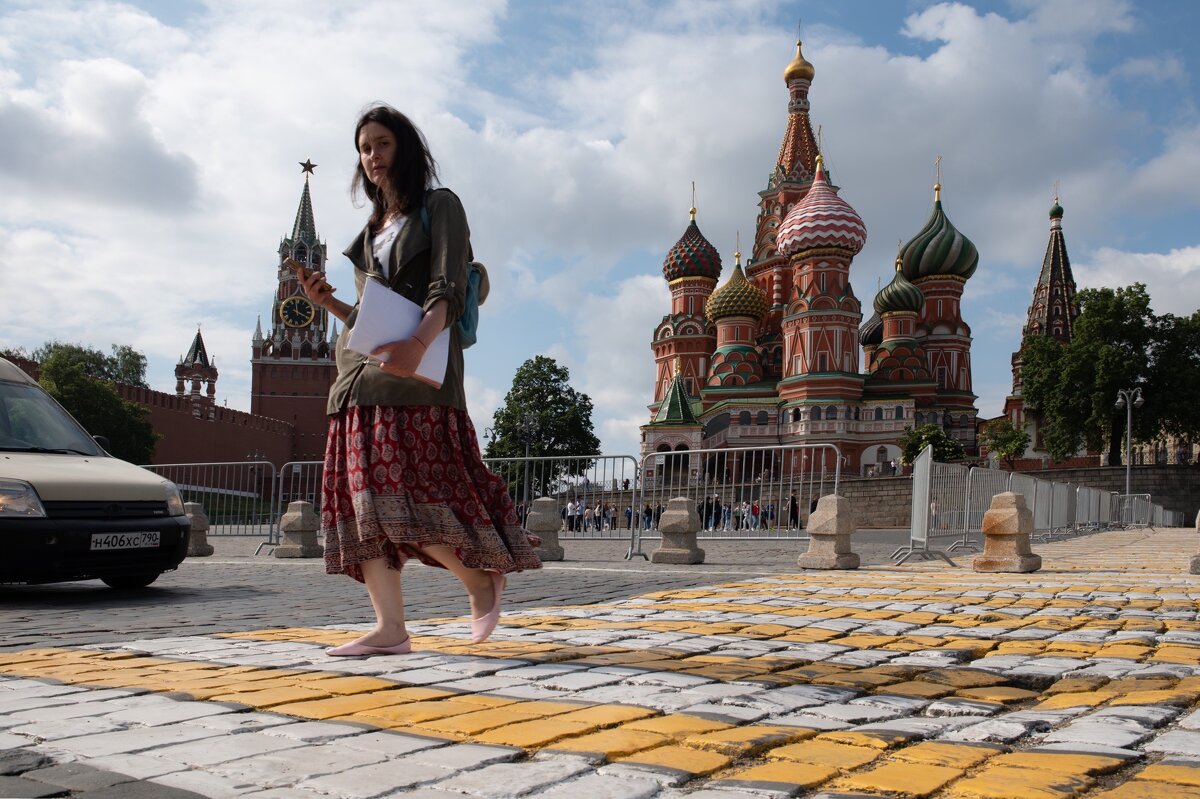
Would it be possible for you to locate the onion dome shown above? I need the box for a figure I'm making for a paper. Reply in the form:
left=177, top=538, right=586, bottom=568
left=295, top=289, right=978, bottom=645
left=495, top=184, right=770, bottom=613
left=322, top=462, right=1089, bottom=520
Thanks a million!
left=1049, top=197, right=1064, bottom=220
left=663, top=207, right=722, bottom=282
left=874, top=261, right=925, bottom=315
left=706, top=252, right=769, bottom=322
left=899, top=183, right=978, bottom=281
left=860, top=311, right=882, bottom=347
left=784, top=39, right=815, bottom=83
left=777, top=155, right=867, bottom=258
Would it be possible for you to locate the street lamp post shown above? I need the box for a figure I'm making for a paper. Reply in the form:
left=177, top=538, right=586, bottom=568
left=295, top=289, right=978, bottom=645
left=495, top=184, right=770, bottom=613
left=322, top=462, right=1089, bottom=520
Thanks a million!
left=518, top=414, right=537, bottom=510
left=1114, top=387, right=1144, bottom=496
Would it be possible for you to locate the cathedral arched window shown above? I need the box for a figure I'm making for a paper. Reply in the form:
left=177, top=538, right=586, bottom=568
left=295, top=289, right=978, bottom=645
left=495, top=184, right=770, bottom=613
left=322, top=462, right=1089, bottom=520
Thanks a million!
left=738, top=411, right=751, bottom=426
left=756, top=411, right=768, bottom=426
left=826, top=406, right=837, bottom=420
left=280, top=341, right=293, bottom=358
left=960, top=414, right=971, bottom=428
left=300, top=342, right=313, bottom=359
left=811, top=406, right=822, bottom=421
left=311, top=250, right=322, bottom=268
left=915, top=412, right=924, bottom=425
left=894, top=405, right=904, bottom=420
left=792, top=408, right=802, bottom=422
left=294, top=245, right=308, bottom=263
left=874, top=407, right=883, bottom=421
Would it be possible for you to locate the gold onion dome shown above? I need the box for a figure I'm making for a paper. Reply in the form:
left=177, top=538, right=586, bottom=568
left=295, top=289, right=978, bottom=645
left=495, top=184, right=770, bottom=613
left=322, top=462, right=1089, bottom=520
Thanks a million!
left=706, top=258, right=769, bottom=322
left=784, top=39, right=815, bottom=83
left=899, top=184, right=978, bottom=281
left=662, top=208, right=722, bottom=282
left=874, top=261, right=925, bottom=315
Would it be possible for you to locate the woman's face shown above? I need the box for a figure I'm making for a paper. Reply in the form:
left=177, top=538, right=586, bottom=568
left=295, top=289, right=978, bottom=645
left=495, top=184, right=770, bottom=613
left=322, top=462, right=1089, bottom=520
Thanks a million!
left=358, top=121, right=396, bottom=189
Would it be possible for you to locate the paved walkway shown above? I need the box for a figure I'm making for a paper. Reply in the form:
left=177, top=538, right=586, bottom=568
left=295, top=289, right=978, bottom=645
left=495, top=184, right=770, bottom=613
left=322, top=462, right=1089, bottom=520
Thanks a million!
left=3, top=527, right=1200, bottom=798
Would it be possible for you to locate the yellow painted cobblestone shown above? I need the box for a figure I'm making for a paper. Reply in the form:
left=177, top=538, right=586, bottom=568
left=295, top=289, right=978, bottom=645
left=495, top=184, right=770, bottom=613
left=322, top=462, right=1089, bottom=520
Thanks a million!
left=834, top=761, right=964, bottom=797
left=616, top=745, right=732, bottom=776
left=713, top=761, right=838, bottom=791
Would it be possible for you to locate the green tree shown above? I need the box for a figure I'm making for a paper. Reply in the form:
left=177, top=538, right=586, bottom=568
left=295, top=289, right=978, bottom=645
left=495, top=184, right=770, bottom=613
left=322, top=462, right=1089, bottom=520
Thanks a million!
left=484, top=356, right=600, bottom=499
left=38, top=352, right=157, bottom=463
left=979, top=418, right=1030, bottom=469
left=31, top=341, right=149, bottom=387
left=1021, top=284, right=1156, bottom=463
left=899, top=423, right=965, bottom=465
left=1145, top=311, right=1200, bottom=446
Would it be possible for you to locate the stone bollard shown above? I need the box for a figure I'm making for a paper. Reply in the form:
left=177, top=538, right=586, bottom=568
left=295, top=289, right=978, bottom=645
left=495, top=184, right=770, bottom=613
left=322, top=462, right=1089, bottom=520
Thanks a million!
left=525, top=497, right=564, bottom=561
left=973, top=492, right=1041, bottom=573
left=184, top=502, right=214, bottom=557
left=650, top=496, right=705, bottom=564
left=274, top=501, right=323, bottom=558
left=797, top=494, right=859, bottom=570
left=1190, top=513, right=1200, bottom=575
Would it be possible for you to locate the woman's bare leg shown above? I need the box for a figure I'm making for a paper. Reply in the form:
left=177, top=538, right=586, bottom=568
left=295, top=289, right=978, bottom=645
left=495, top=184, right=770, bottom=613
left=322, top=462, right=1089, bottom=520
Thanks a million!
left=350, top=556, right=409, bottom=647
left=419, top=544, right=495, bottom=618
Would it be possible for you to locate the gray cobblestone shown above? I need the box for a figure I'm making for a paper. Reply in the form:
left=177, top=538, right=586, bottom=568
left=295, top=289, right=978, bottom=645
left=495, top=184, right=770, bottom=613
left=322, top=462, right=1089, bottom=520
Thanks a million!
left=434, top=758, right=592, bottom=797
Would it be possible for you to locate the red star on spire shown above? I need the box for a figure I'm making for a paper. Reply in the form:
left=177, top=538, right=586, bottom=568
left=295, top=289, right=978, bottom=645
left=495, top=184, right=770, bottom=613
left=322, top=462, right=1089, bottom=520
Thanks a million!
left=299, top=159, right=317, bottom=175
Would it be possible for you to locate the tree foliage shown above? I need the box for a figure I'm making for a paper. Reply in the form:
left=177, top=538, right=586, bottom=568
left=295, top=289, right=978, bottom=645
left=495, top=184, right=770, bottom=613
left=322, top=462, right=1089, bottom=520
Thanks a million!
left=31, top=341, right=149, bottom=387
left=484, top=356, right=600, bottom=499
left=979, top=418, right=1030, bottom=468
left=898, top=424, right=966, bottom=465
left=1020, top=284, right=1199, bottom=463
left=37, top=351, right=158, bottom=464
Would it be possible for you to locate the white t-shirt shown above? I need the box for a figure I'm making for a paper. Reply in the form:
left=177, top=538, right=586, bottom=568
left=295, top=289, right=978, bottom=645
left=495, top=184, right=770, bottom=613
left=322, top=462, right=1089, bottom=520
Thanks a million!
left=372, top=217, right=406, bottom=279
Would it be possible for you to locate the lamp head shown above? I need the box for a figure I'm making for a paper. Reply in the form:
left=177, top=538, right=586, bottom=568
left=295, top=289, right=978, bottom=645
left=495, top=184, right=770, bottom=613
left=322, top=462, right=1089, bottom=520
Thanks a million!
left=1134, top=395, right=1144, bottom=408
left=1115, top=397, right=1126, bottom=409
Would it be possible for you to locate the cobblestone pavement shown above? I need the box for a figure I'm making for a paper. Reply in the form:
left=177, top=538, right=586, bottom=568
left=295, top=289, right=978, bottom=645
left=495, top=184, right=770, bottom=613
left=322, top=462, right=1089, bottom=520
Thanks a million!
left=3, top=527, right=1200, bottom=797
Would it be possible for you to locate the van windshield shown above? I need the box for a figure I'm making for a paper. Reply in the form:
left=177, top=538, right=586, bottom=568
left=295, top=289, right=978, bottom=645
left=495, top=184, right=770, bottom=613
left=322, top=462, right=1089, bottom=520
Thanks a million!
left=0, top=379, right=105, bottom=456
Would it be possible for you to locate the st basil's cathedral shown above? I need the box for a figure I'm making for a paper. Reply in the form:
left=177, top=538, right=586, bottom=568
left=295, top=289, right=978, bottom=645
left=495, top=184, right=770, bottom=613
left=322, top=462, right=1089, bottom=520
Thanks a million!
left=641, top=40, right=981, bottom=478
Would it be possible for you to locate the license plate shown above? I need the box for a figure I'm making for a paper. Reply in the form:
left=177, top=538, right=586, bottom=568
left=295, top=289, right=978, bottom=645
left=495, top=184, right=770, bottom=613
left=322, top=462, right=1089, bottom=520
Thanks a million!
left=90, top=532, right=161, bottom=551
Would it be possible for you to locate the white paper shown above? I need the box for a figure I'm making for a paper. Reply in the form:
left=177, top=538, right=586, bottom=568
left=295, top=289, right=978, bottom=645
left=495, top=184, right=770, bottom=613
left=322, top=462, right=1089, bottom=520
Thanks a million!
left=345, top=278, right=449, bottom=388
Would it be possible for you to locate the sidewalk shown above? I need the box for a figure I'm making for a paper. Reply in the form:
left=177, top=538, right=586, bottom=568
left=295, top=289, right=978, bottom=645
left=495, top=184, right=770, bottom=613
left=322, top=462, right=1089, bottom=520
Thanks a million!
left=2, top=527, right=1200, bottom=797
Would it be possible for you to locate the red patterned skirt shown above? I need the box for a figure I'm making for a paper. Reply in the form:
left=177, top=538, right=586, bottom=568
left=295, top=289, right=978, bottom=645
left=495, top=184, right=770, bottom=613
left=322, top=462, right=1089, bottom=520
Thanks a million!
left=321, top=405, right=543, bottom=582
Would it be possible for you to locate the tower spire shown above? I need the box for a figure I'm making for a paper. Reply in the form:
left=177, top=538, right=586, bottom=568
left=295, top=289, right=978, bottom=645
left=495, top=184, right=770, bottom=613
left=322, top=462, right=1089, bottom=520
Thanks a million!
left=291, top=161, right=318, bottom=244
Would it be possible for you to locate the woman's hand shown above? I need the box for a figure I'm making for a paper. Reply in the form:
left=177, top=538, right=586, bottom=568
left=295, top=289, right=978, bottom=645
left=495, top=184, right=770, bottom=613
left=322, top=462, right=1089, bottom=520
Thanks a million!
left=299, top=270, right=336, bottom=306
left=372, top=337, right=427, bottom=378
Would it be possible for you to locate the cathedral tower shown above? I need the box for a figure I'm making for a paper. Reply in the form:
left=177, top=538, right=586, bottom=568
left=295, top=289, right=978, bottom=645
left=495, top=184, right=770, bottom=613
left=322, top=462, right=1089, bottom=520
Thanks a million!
left=651, top=206, right=720, bottom=401
left=250, top=161, right=338, bottom=461
left=176, top=327, right=218, bottom=420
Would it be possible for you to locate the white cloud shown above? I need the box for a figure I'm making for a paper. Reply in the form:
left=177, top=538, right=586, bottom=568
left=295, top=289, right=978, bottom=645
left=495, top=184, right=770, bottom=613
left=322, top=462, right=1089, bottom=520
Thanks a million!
left=1074, top=245, right=1200, bottom=316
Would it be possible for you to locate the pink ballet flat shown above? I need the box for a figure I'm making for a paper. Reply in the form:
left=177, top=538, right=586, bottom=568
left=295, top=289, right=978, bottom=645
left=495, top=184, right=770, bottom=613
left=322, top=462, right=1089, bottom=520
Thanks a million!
left=325, top=637, right=412, bottom=657
left=471, top=572, right=506, bottom=644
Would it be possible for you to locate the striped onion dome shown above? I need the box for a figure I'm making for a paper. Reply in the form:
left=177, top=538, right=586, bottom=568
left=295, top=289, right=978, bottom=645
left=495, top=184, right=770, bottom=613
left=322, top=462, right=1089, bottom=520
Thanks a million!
left=706, top=258, right=769, bottom=322
left=777, top=155, right=867, bottom=258
left=860, top=311, right=883, bottom=346
left=874, top=262, right=925, bottom=315
left=663, top=210, right=722, bottom=282
left=899, top=186, right=978, bottom=281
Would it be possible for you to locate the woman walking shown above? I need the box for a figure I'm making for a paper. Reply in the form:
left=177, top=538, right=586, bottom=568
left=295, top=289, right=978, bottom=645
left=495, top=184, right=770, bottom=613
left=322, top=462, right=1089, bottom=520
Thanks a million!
left=298, top=104, right=540, bottom=657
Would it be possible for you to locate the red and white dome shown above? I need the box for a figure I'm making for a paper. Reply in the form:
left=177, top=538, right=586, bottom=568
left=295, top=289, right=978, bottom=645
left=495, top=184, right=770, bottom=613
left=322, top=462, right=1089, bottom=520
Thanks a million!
left=776, top=156, right=867, bottom=258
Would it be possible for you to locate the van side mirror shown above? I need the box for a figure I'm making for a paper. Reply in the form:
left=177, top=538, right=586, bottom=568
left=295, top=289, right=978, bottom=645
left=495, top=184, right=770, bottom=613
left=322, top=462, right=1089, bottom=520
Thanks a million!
left=93, top=435, right=111, bottom=452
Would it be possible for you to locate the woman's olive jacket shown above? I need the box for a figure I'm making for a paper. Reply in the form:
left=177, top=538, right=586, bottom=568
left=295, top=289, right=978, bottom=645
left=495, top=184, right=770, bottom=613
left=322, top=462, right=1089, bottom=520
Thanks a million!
left=326, top=188, right=471, bottom=415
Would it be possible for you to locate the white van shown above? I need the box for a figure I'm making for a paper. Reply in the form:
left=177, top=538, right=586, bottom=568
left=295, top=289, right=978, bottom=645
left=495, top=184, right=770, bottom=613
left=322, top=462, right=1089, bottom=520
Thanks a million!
left=0, top=357, right=190, bottom=588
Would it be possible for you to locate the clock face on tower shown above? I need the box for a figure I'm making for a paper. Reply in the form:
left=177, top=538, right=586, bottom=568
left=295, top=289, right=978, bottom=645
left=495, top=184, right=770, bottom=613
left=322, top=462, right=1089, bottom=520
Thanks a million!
left=280, top=295, right=316, bottom=328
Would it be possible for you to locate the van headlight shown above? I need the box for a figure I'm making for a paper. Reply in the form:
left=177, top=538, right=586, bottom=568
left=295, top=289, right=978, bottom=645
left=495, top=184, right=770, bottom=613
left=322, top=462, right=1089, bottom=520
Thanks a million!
left=162, top=481, right=186, bottom=517
left=0, top=480, right=47, bottom=518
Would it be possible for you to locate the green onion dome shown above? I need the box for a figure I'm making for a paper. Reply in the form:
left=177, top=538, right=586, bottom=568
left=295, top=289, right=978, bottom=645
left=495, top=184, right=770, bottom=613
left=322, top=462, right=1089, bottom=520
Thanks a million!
left=899, top=186, right=978, bottom=281
left=1049, top=198, right=1064, bottom=220
left=874, top=263, right=925, bottom=315
left=860, top=311, right=882, bottom=347
left=706, top=258, right=769, bottom=322
left=663, top=208, right=722, bottom=282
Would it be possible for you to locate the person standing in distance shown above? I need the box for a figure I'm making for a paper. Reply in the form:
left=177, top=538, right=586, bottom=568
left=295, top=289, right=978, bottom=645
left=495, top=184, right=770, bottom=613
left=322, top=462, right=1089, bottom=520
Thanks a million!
left=297, top=105, right=541, bottom=657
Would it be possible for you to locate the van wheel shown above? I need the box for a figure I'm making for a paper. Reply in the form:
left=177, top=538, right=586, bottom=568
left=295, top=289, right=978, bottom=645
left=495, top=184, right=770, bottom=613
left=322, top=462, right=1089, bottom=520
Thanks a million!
left=101, top=573, right=160, bottom=589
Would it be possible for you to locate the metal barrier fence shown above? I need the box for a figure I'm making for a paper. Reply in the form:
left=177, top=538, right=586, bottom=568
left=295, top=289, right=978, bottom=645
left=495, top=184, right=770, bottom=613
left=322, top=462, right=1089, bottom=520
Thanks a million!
left=143, top=461, right=277, bottom=537
left=481, top=455, right=640, bottom=541
left=897, top=446, right=1180, bottom=564
left=627, top=443, right=843, bottom=559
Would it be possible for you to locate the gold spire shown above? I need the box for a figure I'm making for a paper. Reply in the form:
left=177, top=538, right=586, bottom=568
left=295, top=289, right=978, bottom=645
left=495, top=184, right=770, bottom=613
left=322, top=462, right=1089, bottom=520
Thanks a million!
left=934, top=154, right=942, bottom=202
left=735, top=231, right=741, bottom=265
left=689, top=180, right=696, bottom=221
left=895, top=238, right=903, bottom=271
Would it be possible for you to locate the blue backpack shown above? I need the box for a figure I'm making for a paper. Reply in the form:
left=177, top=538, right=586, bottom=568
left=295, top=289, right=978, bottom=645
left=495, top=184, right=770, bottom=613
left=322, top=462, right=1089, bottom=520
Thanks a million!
left=419, top=199, right=484, bottom=349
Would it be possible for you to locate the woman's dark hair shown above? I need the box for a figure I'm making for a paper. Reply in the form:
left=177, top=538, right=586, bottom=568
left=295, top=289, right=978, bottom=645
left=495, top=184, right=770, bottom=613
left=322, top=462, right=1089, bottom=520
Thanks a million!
left=351, top=104, right=439, bottom=230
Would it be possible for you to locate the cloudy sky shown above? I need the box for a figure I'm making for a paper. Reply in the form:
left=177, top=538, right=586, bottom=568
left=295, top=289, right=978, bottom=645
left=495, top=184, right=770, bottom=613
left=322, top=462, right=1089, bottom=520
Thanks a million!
left=2, top=0, right=1197, bottom=457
